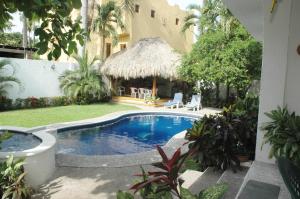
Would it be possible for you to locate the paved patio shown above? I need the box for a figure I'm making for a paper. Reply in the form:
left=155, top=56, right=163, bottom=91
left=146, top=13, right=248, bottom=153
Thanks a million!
left=33, top=165, right=153, bottom=199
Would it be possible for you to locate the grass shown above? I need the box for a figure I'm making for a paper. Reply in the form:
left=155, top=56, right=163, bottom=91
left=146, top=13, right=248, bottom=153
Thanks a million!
left=0, top=103, right=138, bottom=128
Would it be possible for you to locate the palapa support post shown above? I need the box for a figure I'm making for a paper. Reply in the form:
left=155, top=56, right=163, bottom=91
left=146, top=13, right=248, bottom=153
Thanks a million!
left=152, top=77, right=157, bottom=97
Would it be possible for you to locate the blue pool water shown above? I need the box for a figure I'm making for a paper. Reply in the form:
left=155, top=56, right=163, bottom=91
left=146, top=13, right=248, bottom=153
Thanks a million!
left=57, top=114, right=196, bottom=155
left=0, top=131, right=41, bottom=152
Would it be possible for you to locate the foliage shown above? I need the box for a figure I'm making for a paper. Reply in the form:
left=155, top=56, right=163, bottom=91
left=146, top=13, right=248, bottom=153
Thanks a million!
left=0, top=156, right=32, bottom=199
left=93, top=1, right=125, bottom=59
left=59, top=53, right=107, bottom=104
left=0, top=0, right=84, bottom=60
left=198, top=183, right=228, bottom=199
left=130, top=146, right=186, bottom=198
left=0, top=32, right=22, bottom=47
left=185, top=111, right=241, bottom=172
left=179, top=0, right=262, bottom=104
left=117, top=146, right=227, bottom=199
left=0, top=60, right=20, bottom=97
left=262, top=107, right=300, bottom=166
left=185, top=94, right=259, bottom=171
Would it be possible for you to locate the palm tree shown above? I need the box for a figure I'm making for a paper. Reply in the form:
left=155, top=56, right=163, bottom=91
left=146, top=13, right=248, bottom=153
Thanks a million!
left=121, top=0, right=135, bottom=14
left=59, top=52, right=107, bottom=103
left=181, top=4, right=201, bottom=34
left=93, top=1, right=125, bottom=60
left=81, top=0, right=89, bottom=55
left=0, top=60, right=20, bottom=97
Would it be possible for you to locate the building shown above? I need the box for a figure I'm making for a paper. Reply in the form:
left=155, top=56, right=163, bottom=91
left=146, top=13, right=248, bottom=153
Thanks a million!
left=59, top=0, right=193, bottom=61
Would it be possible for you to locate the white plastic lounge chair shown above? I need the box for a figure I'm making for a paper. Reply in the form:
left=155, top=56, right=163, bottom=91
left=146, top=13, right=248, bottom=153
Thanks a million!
left=144, top=89, right=152, bottom=99
left=138, top=88, right=145, bottom=99
left=164, top=93, right=183, bottom=109
left=118, top=86, right=125, bottom=96
left=186, top=94, right=202, bottom=111
left=130, top=87, right=138, bottom=98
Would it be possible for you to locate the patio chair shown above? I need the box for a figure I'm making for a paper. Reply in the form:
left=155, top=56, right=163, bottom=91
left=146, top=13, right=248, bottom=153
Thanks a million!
left=164, top=92, right=183, bottom=109
left=186, top=94, right=202, bottom=111
left=138, top=88, right=145, bottom=99
left=118, top=86, right=125, bottom=96
left=130, top=87, right=138, bottom=98
left=144, top=89, right=152, bottom=99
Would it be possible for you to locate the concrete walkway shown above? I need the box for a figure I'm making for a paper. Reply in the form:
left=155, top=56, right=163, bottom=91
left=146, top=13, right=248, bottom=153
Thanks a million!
left=33, top=165, right=154, bottom=199
left=33, top=106, right=221, bottom=199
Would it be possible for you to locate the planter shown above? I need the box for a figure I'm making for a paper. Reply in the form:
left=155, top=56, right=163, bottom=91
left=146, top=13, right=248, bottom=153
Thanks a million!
left=237, top=154, right=250, bottom=162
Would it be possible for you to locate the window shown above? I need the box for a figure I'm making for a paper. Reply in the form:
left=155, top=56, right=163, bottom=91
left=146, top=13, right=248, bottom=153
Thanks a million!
left=106, top=43, right=111, bottom=58
left=151, top=10, right=155, bottom=18
left=135, top=4, right=140, bottom=13
left=120, top=44, right=127, bottom=50
left=176, top=18, right=179, bottom=25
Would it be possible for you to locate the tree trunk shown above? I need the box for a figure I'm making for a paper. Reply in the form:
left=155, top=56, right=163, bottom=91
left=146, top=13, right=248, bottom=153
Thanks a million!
left=22, top=14, right=28, bottom=59
left=101, top=36, right=106, bottom=61
left=215, top=82, right=220, bottom=106
left=81, top=0, right=88, bottom=55
left=226, top=84, right=230, bottom=103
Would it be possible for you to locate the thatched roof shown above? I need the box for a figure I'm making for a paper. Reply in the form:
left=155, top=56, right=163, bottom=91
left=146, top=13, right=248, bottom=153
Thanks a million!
left=101, top=37, right=182, bottom=80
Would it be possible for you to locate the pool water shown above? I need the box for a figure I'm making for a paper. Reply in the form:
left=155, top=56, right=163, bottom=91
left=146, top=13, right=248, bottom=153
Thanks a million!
left=0, top=131, right=41, bottom=152
left=57, top=114, right=196, bottom=155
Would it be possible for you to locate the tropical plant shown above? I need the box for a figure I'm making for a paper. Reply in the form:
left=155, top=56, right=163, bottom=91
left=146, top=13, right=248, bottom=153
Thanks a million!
left=93, top=1, right=125, bottom=60
left=121, top=0, right=136, bottom=14
left=117, top=146, right=228, bottom=199
left=0, top=0, right=85, bottom=60
left=186, top=111, right=241, bottom=172
left=0, top=156, right=32, bottom=199
left=59, top=53, right=107, bottom=104
left=262, top=107, right=300, bottom=166
left=0, top=60, right=20, bottom=97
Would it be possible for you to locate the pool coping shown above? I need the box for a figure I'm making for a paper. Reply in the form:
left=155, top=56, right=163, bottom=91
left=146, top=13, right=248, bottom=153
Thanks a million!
left=46, top=110, right=203, bottom=167
left=0, top=126, right=56, bottom=158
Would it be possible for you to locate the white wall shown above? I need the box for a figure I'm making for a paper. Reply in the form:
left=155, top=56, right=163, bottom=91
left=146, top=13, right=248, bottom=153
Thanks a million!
left=1, top=58, right=75, bottom=100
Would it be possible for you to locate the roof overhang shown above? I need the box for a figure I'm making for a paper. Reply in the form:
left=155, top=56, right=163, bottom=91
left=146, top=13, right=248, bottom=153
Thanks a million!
left=222, top=0, right=263, bottom=42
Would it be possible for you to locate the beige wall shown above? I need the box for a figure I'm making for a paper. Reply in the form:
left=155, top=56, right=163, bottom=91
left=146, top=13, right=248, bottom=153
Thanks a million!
left=82, top=0, right=193, bottom=60
left=127, top=0, right=193, bottom=53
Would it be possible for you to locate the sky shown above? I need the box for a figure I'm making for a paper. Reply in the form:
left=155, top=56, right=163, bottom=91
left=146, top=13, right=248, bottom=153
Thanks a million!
left=167, top=0, right=203, bottom=10
left=10, top=0, right=202, bottom=33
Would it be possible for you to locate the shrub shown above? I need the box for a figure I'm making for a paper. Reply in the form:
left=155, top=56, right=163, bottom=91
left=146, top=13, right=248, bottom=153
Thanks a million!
left=185, top=94, right=259, bottom=172
left=0, top=156, right=32, bottom=199
left=117, top=146, right=228, bottom=199
left=59, top=53, right=108, bottom=104
left=262, top=107, right=300, bottom=166
left=0, top=96, right=12, bottom=111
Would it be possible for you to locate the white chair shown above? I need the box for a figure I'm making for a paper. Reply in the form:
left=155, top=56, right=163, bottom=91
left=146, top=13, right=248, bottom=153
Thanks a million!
left=164, top=93, right=183, bottom=109
left=144, top=89, right=152, bottom=99
left=118, top=86, right=125, bottom=96
left=130, top=87, right=138, bottom=98
left=138, top=88, right=145, bottom=99
left=186, top=94, right=202, bottom=111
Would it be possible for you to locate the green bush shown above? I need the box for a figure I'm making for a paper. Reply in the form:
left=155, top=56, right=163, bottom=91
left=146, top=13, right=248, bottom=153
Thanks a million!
left=185, top=94, right=259, bottom=171
left=262, top=107, right=300, bottom=166
left=0, top=156, right=32, bottom=199
left=0, top=96, right=12, bottom=111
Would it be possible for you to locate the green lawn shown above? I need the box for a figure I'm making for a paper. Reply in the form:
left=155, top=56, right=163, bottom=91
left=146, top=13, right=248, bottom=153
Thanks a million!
left=0, top=103, right=138, bottom=128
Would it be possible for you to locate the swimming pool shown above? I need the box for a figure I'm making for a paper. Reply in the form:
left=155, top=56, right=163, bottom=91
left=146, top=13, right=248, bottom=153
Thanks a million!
left=0, top=130, right=41, bottom=152
left=57, top=114, right=196, bottom=155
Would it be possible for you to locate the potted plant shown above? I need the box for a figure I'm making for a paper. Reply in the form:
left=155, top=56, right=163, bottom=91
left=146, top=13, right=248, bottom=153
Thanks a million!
left=262, top=106, right=300, bottom=199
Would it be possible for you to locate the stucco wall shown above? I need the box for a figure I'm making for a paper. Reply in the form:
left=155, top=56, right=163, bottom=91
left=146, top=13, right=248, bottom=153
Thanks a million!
left=1, top=58, right=74, bottom=99
left=73, top=0, right=193, bottom=61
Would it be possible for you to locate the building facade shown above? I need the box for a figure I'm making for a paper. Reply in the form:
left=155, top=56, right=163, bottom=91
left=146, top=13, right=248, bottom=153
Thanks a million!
left=60, top=0, right=194, bottom=61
